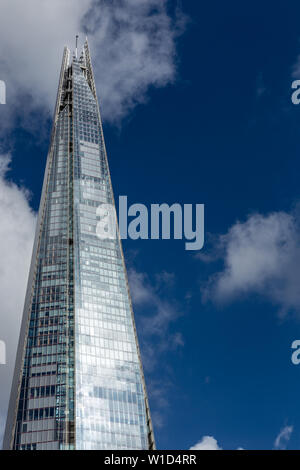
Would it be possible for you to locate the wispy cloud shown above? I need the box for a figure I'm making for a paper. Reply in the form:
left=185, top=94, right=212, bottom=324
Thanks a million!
left=200, top=206, right=300, bottom=318
left=274, top=425, right=293, bottom=450
left=147, top=378, right=173, bottom=430
left=128, top=267, right=184, bottom=428
left=128, top=268, right=184, bottom=368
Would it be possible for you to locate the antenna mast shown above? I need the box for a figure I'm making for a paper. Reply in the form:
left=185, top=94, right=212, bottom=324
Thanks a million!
left=75, top=35, right=79, bottom=59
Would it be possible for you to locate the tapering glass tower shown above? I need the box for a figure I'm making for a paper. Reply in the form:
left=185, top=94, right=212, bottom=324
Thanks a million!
left=3, top=40, right=155, bottom=451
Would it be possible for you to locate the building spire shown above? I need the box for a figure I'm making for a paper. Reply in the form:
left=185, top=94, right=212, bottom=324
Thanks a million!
left=75, top=34, right=79, bottom=59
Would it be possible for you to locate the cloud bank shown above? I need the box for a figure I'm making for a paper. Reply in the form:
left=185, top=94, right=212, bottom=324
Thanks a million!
left=0, top=154, right=36, bottom=446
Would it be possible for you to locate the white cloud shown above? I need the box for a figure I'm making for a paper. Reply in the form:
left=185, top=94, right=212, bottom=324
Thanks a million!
left=86, top=0, right=186, bottom=123
left=0, top=0, right=186, bottom=132
left=202, top=209, right=300, bottom=317
left=0, top=154, right=36, bottom=446
left=274, top=425, right=293, bottom=450
left=189, top=436, right=222, bottom=450
left=189, top=436, right=245, bottom=450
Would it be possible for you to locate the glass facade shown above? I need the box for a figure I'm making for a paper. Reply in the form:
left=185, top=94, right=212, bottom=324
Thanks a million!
left=3, top=41, right=155, bottom=451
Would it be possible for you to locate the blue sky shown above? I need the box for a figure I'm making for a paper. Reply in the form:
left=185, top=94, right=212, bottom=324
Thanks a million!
left=2, top=0, right=300, bottom=450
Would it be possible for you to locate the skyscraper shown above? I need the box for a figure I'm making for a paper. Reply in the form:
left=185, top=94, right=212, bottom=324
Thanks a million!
left=3, top=40, right=155, bottom=451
